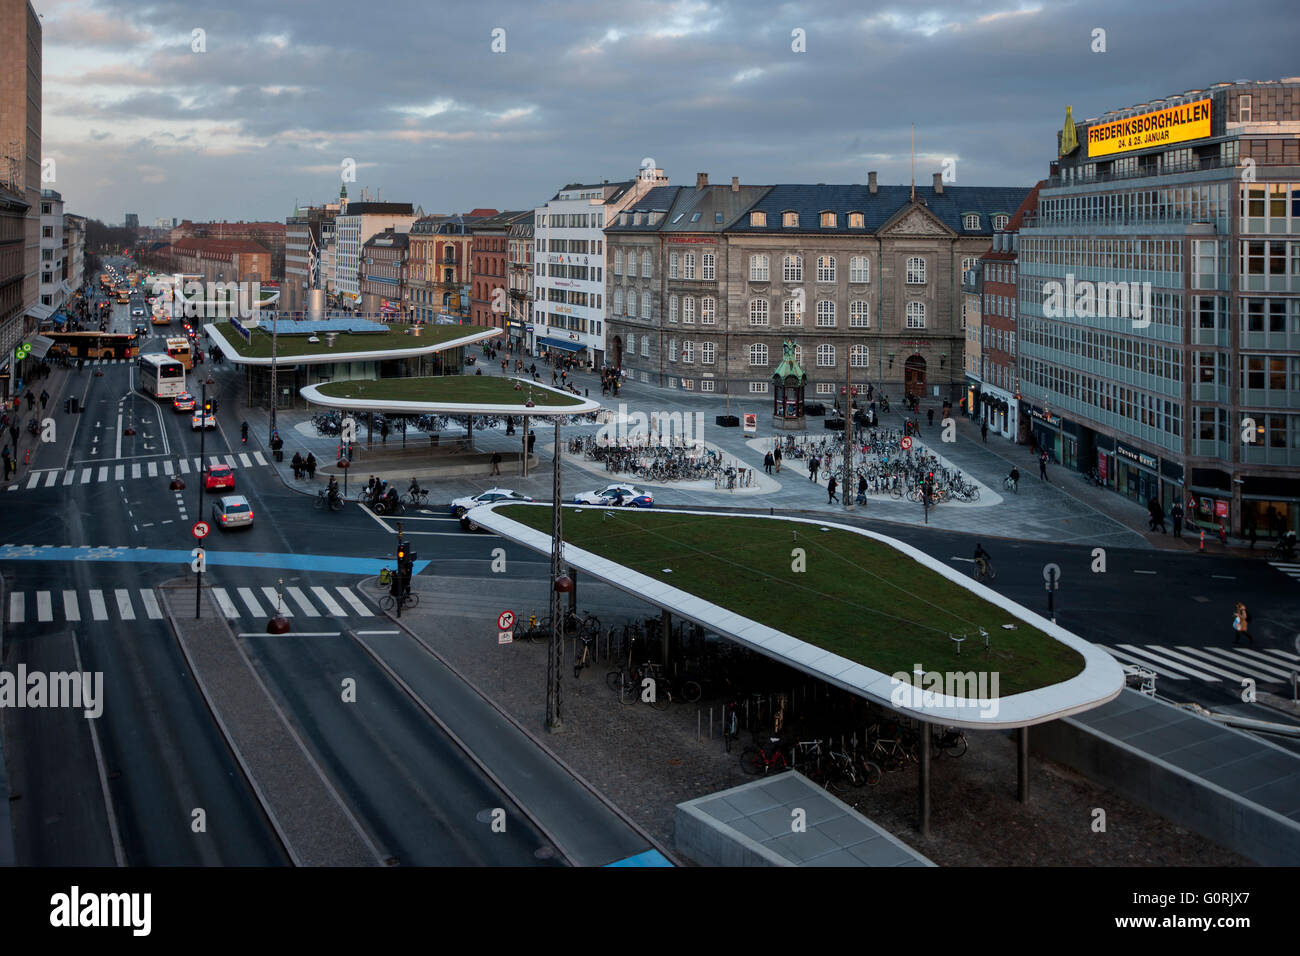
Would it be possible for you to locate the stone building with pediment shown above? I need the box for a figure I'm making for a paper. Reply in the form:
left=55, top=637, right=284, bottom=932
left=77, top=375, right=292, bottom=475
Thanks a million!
left=702, top=175, right=1029, bottom=402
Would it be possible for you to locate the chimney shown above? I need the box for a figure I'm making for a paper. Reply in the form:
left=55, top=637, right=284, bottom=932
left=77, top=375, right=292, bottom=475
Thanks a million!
left=868, top=171, right=877, bottom=194
left=933, top=172, right=943, bottom=194
left=731, top=176, right=740, bottom=192
left=696, top=172, right=708, bottom=190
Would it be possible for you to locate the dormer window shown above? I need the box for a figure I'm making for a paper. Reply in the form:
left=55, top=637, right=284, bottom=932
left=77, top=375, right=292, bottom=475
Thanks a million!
left=782, top=211, right=799, bottom=228
left=634, top=213, right=643, bottom=226
left=690, top=212, right=701, bottom=222
left=749, top=211, right=766, bottom=227
left=848, top=212, right=864, bottom=229
left=672, top=213, right=685, bottom=223
left=820, top=211, right=836, bottom=228
left=993, top=214, right=1009, bottom=230
left=962, top=213, right=980, bottom=230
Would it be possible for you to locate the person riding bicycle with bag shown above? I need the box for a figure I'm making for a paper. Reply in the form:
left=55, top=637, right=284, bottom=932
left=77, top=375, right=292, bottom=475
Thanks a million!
left=973, top=542, right=992, bottom=580
left=1008, top=466, right=1019, bottom=492
left=327, top=476, right=341, bottom=504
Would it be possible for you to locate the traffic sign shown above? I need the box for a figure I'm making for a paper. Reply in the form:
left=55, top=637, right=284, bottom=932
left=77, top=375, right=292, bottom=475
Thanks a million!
left=498, top=630, right=513, bottom=645
left=192, top=520, right=210, bottom=539
left=901, top=436, right=913, bottom=450
left=497, top=610, right=515, bottom=631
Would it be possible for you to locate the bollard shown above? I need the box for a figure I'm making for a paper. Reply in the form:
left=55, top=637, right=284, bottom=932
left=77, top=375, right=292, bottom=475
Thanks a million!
left=1199, top=529, right=1204, bottom=552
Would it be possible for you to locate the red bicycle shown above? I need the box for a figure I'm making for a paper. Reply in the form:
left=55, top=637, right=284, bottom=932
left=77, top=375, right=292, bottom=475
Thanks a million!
left=741, top=736, right=789, bottom=775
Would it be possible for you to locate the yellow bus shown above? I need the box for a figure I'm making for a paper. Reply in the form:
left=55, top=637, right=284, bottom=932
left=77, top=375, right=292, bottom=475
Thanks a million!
left=164, top=337, right=193, bottom=369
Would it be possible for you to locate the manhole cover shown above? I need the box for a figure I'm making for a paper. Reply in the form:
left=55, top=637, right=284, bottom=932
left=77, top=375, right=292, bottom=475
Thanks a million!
left=667, top=758, right=683, bottom=767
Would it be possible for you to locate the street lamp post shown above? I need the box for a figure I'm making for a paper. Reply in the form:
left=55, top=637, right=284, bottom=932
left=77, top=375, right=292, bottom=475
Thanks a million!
left=546, top=416, right=564, bottom=732
left=195, top=373, right=214, bottom=618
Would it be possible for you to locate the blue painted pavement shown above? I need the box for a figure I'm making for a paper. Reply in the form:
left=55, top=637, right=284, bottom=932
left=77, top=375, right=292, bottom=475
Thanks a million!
left=0, top=544, right=429, bottom=575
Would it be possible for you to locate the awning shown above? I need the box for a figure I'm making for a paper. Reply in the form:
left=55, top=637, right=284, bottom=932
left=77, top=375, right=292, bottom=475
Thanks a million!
left=536, top=336, right=585, bottom=353
left=58, top=280, right=71, bottom=295
left=29, top=335, right=56, bottom=360
left=25, top=303, right=55, bottom=321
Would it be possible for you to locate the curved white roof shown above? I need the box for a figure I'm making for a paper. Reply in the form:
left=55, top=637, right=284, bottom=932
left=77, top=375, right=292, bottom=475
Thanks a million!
left=299, top=380, right=600, bottom=418
left=204, top=322, right=501, bottom=367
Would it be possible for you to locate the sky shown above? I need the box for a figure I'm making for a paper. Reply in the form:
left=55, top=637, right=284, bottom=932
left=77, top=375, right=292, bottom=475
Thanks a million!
left=36, top=0, right=1300, bottom=225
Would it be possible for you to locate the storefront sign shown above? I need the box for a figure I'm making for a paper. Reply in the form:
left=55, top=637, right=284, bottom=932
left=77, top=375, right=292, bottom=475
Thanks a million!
left=1115, top=441, right=1158, bottom=471
left=667, top=237, right=715, bottom=244
left=1087, top=99, right=1212, bottom=158
left=1027, top=406, right=1061, bottom=428
left=1215, top=500, right=1229, bottom=518
left=899, top=340, right=931, bottom=348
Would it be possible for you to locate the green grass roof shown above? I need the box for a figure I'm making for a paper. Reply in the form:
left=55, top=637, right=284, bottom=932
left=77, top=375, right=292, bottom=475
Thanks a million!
left=210, top=321, right=494, bottom=358
left=314, top=376, right=585, bottom=407
left=499, top=507, right=1084, bottom=696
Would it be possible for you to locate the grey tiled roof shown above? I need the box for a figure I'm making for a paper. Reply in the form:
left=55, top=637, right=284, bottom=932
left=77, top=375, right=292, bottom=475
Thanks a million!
left=725, top=183, right=1031, bottom=235
left=604, top=187, right=682, bottom=232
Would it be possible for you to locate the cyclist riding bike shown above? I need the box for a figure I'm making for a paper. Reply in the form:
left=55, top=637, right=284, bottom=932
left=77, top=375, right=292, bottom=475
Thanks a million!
left=327, top=476, right=340, bottom=503
left=973, top=543, right=992, bottom=580
left=1007, top=466, right=1019, bottom=492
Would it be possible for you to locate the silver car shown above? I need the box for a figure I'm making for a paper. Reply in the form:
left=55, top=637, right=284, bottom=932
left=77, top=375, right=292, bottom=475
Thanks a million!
left=212, top=495, right=254, bottom=530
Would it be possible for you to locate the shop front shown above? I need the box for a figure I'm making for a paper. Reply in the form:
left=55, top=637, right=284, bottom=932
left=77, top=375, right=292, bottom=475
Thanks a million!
left=1160, top=459, right=1184, bottom=517
left=1025, top=404, right=1067, bottom=465
left=1094, top=433, right=1115, bottom=491
left=1114, top=440, right=1161, bottom=506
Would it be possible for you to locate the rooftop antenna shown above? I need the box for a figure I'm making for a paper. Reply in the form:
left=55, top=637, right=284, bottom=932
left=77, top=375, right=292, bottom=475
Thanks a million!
left=910, top=124, right=916, bottom=202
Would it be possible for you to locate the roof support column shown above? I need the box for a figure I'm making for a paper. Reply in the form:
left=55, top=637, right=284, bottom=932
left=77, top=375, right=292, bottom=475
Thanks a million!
left=521, top=415, right=529, bottom=477
left=466, top=415, right=474, bottom=452
left=1018, top=726, right=1030, bottom=803
left=661, top=609, right=671, bottom=668
left=917, top=717, right=931, bottom=838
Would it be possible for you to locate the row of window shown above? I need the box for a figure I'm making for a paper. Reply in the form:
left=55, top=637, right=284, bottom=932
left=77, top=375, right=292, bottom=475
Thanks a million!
left=1242, top=184, right=1300, bottom=223
left=1021, top=318, right=1185, bottom=385
left=536, top=238, right=603, bottom=254
left=1022, top=358, right=1184, bottom=442
left=749, top=298, right=904, bottom=326
left=1036, top=183, right=1232, bottom=228
left=747, top=255, right=876, bottom=283
left=743, top=210, right=1009, bottom=230
left=624, top=332, right=870, bottom=369
left=982, top=326, right=1017, bottom=355
left=537, top=212, right=605, bottom=229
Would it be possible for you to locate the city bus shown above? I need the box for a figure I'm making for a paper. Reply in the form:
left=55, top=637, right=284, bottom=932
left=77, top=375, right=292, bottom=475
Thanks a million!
left=164, top=336, right=193, bottom=369
left=45, top=331, right=141, bottom=361
left=137, top=353, right=186, bottom=399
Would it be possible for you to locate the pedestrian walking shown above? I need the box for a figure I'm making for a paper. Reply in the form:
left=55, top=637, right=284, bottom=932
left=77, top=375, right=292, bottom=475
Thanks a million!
left=24, top=390, right=34, bottom=411
left=490, top=451, right=502, bottom=476
left=1170, top=501, right=1184, bottom=538
left=809, top=456, right=819, bottom=482
left=505, top=416, right=515, bottom=436
left=8, top=423, right=17, bottom=448
left=980, top=421, right=988, bottom=443
left=306, top=453, right=316, bottom=479
left=763, top=451, right=774, bottom=474
left=527, top=430, right=536, bottom=455
left=291, top=452, right=303, bottom=480
left=926, top=408, right=934, bottom=427
left=827, top=474, right=838, bottom=504
left=774, top=445, right=782, bottom=473
left=1147, top=497, right=1167, bottom=534
left=1039, top=451, right=1049, bottom=481
left=552, top=370, right=558, bottom=385
left=1232, top=601, right=1252, bottom=645
left=39, top=389, right=48, bottom=410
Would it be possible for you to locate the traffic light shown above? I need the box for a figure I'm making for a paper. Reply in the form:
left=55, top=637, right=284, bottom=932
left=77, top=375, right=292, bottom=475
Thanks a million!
left=203, top=399, right=212, bottom=415
left=396, top=544, right=408, bottom=566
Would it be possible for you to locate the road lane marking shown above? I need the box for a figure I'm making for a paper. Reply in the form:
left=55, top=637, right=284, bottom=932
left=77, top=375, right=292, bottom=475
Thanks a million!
left=236, top=587, right=266, bottom=616
left=131, top=464, right=141, bottom=479
left=1210, top=574, right=1235, bottom=580
left=1133, top=570, right=1157, bottom=575
left=80, top=468, right=91, bottom=484
left=209, top=455, right=221, bottom=467
left=115, top=589, right=135, bottom=620
left=252, top=451, right=267, bottom=465
left=1194, top=646, right=1295, bottom=680
left=1259, top=647, right=1300, bottom=663
left=310, top=586, right=346, bottom=616
left=178, top=459, right=190, bottom=474
left=140, top=589, right=163, bottom=619
left=211, top=587, right=240, bottom=618
left=260, top=586, right=291, bottom=616
left=163, top=460, right=174, bottom=476
left=63, top=471, right=74, bottom=486
left=114, top=465, right=124, bottom=481
left=63, top=590, right=80, bottom=621
left=147, top=462, right=157, bottom=477
left=36, top=591, right=52, bottom=621
left=238, top=453, right=252, bottom=467
left=7, top=593, right=21, bottom=623
left=224, top=455, right=237, bottom=468
left=238, top=631, right=341, bottom=637
left=336, top=587, right=373, bottom=616
left=89, top=590, right=108, bottom=621
left=97, top=466, right=108, bottom=482
left=1100, top=645, right=1186, bottom=679
left=25, top=473, right=39, bottom=489
left=285, top=586, right=320, bottom=616
left=356, top=630, right=400, bottom=635
left=44, top=471, right=57, bottom=487
left=1116, top=644, right=1220, bottom=681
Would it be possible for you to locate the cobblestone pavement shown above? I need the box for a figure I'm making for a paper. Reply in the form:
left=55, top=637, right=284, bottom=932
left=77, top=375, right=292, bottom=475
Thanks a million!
left=377, top=574, right=1248, bottom=866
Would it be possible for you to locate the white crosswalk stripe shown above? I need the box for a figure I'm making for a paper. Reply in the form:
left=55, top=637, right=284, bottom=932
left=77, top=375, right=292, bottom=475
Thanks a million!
left=253, top=451, right=267, bottom=466
left=179, top=458, right=190, bottom=474
left=62, top=470, right=74, bottom=486
left=130, top=464, right=141, bottom=480
left=147, top=462, right=158, bottom=478
left=1270, top=562, right=1300, bottom=583
left=5, top=453, right=274, bottom=491
left=261, top=586, right=292, bottom=616
left=43, top=471, right=57, bottom=488
left=25, top=473, right=39, bottom=489
left=80, top=468, right=91, bottom=484
left=239, top=453, right=252, bottom=467
left=114, top=465, right=124, bottom=481
left=1104, top=642, right=1298, bottom=686
left=2, top=585, right=374, bottom=625
left=163, top=460, right=174, bottom=476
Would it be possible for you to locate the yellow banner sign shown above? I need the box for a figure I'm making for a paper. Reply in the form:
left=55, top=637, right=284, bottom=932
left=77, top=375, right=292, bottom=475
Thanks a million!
left=1087, top=99, right=1212, bottom=157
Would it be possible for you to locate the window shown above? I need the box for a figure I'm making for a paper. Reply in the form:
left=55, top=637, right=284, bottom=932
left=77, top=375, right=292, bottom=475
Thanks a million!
left=820, top=211, right=837, bottom=228
left=683, top=297, right=695, bottom=324
left=683, top=253, right=696, bottom=279
left=848, top=212, right=865, bottom=229
left=849, top=256, right=870, bottom=283
left=669, top=338, right=678, bottom=362
left=782, top=211, right=799, bottom=228
left=627, top=290, right=637, bottom=315
left=783, top=255, right=803, bottom=282
left=906, top=301, right=926, bottom=328
left=749, top=381, right=769, bottom=394
left=750, top=211, right=767, bottom=227
left=701, top=297, right=716, bottom=324
left=749, top=344, right=769, bottom=366
left=669, top=294, right=678, bottom=323
left=906, top=257, right=927, bottom=284
left=641, top=292, right=651, bottom=319
left=682, top=341, right=694, bottom=363
left=715, top=212, right=723, bottom=224
left=815, top=382, right=835, bottom=394
left=783, top=298, right=802, bottom=326
left=993, top=214, right=1009, bottom=230
left=750, top=298, right=770, bottom=325
left=702, top=252, right=715, bottom=281
left=614, top=289, right=624, bottom=313
left=701, top=379, right=715, bottom=391
left=642, top=251, right=652, bottom=277
left=961, top=256, right=976, bottom=274
left=614, top=250, right=623, bottom=275
left=671, top=213, right=685, bottom=224
left=816, top=256, right=836, bottom=282
left=849, top=300, right=870, bottom=327
left=750, top=254, right=770, bottom=281
left=1239, top=93, right=1252, bottom=122
left=963, top=214, right=979, bottom=230
left=627, top=333, right=636, bottom=354
left=816, top=300, right=836, bottom=327
left=641, top=337, right=649, bottom=357
left=702, top=342, right=715, bottom=364
left=850, top=344, right=869, bottom=367
left=816, top=344, right=835, bottom=367
left=669, top=252, right=679, bottom=278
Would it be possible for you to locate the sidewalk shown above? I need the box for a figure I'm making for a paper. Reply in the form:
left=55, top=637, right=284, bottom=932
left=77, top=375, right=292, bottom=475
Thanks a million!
left=1, top=360, right=82, bottom=488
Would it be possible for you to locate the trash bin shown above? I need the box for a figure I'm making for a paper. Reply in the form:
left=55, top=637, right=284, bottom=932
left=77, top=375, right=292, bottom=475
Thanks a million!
left=378, top=568, right=392, bottom=586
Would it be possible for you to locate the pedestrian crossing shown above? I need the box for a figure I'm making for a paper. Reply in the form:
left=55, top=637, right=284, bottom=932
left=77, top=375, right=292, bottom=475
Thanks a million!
left=1100, top=642, right=1300, bottom=686
left=6, top=584, right=375, bottom=626
left=7, top=451, right=269, bottom=491
left=1269, top=562, right=1300, bottom=584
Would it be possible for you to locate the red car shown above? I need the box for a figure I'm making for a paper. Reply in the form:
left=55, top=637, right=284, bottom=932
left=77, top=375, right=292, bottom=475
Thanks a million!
left=204, top=464, right=235, bottom=491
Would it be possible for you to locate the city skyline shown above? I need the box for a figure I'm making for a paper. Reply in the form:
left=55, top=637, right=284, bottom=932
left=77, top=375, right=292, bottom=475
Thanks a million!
left=38, top=0, right=1300, bottom=223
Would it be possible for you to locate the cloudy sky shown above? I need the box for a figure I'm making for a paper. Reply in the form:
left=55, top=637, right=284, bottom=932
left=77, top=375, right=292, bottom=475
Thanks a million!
left=38, top=0, right=1300, bottom=225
